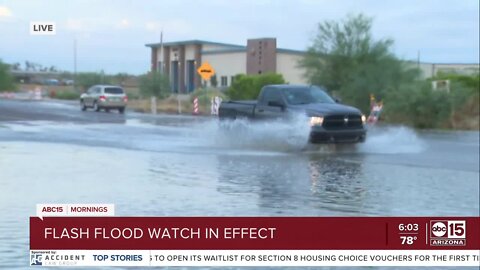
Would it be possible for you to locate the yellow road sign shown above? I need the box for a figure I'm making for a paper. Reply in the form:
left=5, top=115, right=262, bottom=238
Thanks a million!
left=197, top=62, right=215, bottom=81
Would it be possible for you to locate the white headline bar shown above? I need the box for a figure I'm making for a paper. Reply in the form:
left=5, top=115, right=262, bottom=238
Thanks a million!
left=36, top=204, right=114, bottom=219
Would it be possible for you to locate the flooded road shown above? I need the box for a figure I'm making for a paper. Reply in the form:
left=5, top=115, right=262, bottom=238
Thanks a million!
left=0, top=99, right=479, bottom=268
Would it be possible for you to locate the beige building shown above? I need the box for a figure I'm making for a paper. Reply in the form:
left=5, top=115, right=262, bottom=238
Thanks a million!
left=411, top=62, right=480, bottom=79
left=145, top=38, right=479, bottom=93
left=145, top=38, right=307, bottom=93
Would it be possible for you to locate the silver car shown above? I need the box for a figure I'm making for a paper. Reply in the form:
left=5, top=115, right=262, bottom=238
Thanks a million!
left=80, top=85, right=127, bottom=113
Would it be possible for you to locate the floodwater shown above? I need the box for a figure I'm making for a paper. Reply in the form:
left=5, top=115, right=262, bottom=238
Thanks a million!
left=0, top=100, right=479, bottom=269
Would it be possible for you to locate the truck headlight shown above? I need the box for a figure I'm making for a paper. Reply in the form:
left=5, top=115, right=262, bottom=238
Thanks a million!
left=310, top=116, right=324, bottom=126
left=361, top=115, right=366, bottom=124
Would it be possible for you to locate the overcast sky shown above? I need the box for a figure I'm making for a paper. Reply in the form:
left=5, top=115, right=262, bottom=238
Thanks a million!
left=0, top=0, right=478, bottom=74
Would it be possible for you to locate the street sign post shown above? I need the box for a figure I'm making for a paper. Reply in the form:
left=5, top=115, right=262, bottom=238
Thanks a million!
left=197, top=62, right=215, bottom=81
left=197, top=62, right=215, bottom=114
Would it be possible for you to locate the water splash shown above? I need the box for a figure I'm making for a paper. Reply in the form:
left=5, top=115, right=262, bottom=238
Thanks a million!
left=1, top=116, right=425, bottom=155
left=186, top=118, right=425, bottom=154
left=358, top=126, right=425, bottom=154
left=190, top=114, right=311, bottom=152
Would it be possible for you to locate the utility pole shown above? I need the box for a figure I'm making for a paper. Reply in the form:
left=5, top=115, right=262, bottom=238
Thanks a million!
left=73, top=39, right=77, bottom=91
left=151, top=31, right=163, bottom=115
left=159, top=30, right=163, bottom=74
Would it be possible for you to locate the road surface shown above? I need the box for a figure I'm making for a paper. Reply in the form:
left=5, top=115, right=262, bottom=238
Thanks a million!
left=0, top=99, right=479, bottom=269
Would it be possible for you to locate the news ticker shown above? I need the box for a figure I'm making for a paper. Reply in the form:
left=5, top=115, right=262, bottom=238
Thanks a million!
left=29, top=212, right=479, bottom=267
left=30, top=250, right=479, bottom=267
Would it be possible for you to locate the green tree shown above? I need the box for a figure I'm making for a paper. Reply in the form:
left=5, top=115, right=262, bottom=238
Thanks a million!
left=300, top=14, right=419, bottom=112
left=432, top=72, right=479, bottom=95
left=113, top=72, right=130, bottom=86
left=428, top=72, right=480, bottom=129
left=0, top=60, right=15, bottom=92
left=11, top=62, right=21, bottom=71
left=139, top=72, right=170, bottom=98
left=58, top=71, right=73, bottom=80
left=226, top=73, right=285, bottom=100
left=383, top=81, right=451, bottom=128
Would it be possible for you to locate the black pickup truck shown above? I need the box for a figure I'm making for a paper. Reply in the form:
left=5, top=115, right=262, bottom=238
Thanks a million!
left=218, top=84, right=367, bottom=144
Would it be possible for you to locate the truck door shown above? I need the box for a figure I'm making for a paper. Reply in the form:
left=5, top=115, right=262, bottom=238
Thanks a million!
left=254, top=87, right=287, bottom=120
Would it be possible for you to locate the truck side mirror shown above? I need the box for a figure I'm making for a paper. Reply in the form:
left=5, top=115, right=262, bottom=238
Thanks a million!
left=334, top=97, right=342, bottom=103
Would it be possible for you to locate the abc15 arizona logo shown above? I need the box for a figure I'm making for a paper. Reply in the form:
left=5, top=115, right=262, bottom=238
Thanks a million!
left=429, top=220, right=466, bottom=246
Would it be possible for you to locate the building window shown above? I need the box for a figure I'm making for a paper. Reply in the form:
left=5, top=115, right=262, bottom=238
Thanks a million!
left=230, top=76, right=235, bottom=85
left=221, top=76, right=228, bottom=86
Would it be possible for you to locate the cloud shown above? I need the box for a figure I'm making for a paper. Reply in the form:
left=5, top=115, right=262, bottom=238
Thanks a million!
left=64, top=17, right=119, bottom=33
left=1, top=0, right=477, bottom=74
left=65, top=17, right=133, bottom=33
left=65, top=18, right=84, bottom=31
left=145, top=19, right=192, bottom=35
left=118, top=19, right=130, bottom=29
left=145, top=21, right=160, bottom=32
left=0, top=6, right=13, bottom=19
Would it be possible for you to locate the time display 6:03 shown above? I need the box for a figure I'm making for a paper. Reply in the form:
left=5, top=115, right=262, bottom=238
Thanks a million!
left=398, top=223, right=419, bottom=232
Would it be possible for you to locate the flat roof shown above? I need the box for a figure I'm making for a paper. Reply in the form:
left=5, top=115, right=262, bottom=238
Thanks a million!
left=146, top=40, right=479, bottom=65
left=405, top=60, right=480, bottom=65
left=145, top=39, right=245, bottom=49
left=145, top=39, right=306, bottom=55
left=201, top=48, right=306, bottom=55
left=277, top=48, right=306, bottom=55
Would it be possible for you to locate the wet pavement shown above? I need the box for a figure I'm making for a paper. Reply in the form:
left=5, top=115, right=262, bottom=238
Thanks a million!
left=0, top=99, right=479, bottom=269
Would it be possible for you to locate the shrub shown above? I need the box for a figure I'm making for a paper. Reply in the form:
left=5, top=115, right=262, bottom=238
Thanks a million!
left=0, top=60, right=15, bottom=92
left=54, top=90, right=79, bottom=100
left=226, top=73, right=285, bottom=100
left=383, top=80, right=478, bottom=129
left=433, top=72, right=479, bottom=92
left=190, top=87, right=226, bottom=105
left=127, top=92, right=141, bottom=100
left=139, top=72, right=170, bottom=99
left=76, top=72, right=111, bottom=90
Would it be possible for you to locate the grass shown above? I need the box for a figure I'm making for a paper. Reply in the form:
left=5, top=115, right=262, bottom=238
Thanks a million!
left=127, top=87, right=226, bottom=115
left=128, top=95, right=228, bottom=115
left=128, top=96, right=198, bottom=114
left=24, top=84, right=223, bottom=116
left=190, top=88, right=227, bottom=104
left=54, top=90, right=80, bottom=100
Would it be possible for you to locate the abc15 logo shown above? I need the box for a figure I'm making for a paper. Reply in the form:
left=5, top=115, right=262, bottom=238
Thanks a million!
left=430, top=220, right=466, bottom=239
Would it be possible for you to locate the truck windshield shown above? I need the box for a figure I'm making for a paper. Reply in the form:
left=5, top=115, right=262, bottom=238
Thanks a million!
left=283, top=87, right=335, bottom=105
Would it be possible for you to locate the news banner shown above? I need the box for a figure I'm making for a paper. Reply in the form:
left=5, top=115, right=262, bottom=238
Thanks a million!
left=30, top=204, right=480, bottom=267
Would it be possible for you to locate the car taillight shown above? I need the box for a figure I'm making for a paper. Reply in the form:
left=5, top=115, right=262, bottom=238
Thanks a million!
left=99, top=95, right=106, bottom=101
left=123, top=96, right=128, bottom=102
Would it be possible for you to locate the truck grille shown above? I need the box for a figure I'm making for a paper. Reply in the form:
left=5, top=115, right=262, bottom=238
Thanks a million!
left=323, top=114, right=363, bottom=130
